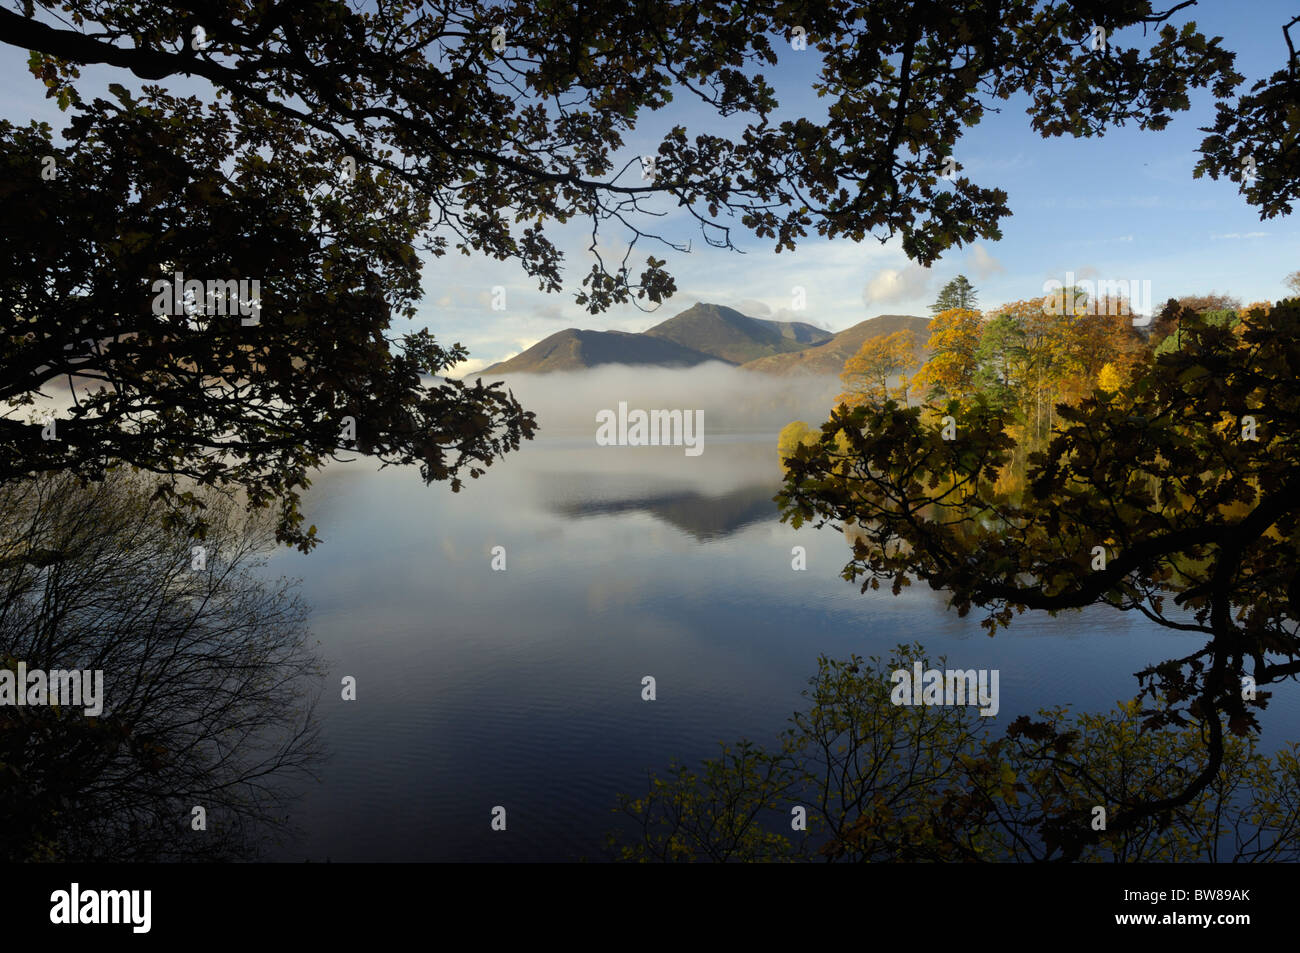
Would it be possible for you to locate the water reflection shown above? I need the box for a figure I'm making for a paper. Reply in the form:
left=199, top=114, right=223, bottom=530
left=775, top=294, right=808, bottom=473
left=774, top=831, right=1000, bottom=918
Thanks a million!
left=252, top=421, right=1300, bottom=860
left=552, top=482, right=781, bottom=540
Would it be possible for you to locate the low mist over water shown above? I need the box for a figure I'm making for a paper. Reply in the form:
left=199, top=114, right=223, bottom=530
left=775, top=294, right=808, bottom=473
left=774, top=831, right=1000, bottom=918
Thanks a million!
left=475, top=363, right=844, bottom=436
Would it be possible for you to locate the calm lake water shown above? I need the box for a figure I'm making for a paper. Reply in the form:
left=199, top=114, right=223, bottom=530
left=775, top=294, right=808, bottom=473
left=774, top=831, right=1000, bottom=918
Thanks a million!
left=260, top=422, right=1300, bottom=861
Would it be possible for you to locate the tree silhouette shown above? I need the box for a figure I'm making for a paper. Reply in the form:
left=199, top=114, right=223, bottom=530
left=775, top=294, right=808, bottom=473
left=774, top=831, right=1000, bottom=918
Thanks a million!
left=0, top=470, right=325, bottom=861
left=2, top=1, right=1272, bottom=543
left=1, top=100, right=536, bottom=551
left=777, top=301, right=1300, bottom=852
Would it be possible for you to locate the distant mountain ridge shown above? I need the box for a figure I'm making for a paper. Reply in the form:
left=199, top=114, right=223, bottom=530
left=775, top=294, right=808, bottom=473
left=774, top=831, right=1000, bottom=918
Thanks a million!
left=481, top=302, right=927, bottom=374
left=642, top=302, right=832, bottom=364
left=739, top=314, right=932, bottom=375
left=481, top=328, right=718, bottom=373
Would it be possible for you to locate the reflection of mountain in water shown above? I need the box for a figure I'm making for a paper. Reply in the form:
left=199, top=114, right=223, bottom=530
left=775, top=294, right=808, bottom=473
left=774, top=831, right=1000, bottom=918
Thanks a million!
left=553, top=482, right=781, bottom=541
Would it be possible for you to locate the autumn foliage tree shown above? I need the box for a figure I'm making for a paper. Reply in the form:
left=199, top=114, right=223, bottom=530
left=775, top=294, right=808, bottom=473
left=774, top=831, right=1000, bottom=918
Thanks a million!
left=1050, top=304, right=1146, bottom=406
left=914, top=308, right=984, bottom=402
left=1097, top=362, right=1125, bottom=393
left=779, top=300, right=1300, bottom=848
left=1176, top=291, right=1243, bottom=313
left=969, top=294, right=1144, bottom=444
left=777, top=420, right=819, bottom=469
left=837, top=329, right=918, bottom=408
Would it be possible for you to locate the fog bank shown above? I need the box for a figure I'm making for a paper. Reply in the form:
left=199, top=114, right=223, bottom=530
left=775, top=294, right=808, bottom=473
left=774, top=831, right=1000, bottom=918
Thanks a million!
left=477, top=363, right=842, bottom=437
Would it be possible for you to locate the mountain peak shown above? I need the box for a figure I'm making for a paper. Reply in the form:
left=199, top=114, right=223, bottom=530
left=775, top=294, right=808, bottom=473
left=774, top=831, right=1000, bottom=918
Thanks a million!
left=642, top=302, right=832, bottom=364
left=479, top=301, right=884, bottom=375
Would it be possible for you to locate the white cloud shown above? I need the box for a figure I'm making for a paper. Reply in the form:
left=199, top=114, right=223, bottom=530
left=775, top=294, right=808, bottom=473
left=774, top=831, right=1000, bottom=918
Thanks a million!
left=769, top=306, right=830, bottom=329
left=968, top=244, right=1005, bottom=279
left=863, top=264, right=930, bottom=305
left=1210, top=232, right=1268, bottom=240
left=445, top=356, right=493, bottom=377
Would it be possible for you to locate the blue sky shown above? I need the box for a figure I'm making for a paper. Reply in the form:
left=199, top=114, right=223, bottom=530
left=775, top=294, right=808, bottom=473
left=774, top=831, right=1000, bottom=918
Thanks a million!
left=3, top=1, right=1296, bottom=373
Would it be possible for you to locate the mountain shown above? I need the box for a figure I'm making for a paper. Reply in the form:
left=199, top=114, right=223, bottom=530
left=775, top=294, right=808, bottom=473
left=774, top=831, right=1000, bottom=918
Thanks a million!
left=480, top=305, right=927, bottom=375
left=642, top=302, right=832, bottom=364
left=481, top=328, right=720, bottom=373
left=739, top=314, right=931, bottom=375
left=482, top=302, right=834, bottom=374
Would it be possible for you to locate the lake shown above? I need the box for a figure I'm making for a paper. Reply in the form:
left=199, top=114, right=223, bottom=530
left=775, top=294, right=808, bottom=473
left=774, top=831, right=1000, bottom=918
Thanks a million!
left=259, top=380, right=1300, bottom=860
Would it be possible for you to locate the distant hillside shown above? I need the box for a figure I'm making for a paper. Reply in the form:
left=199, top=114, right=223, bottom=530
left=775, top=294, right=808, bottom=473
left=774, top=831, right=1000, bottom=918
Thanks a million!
left=482, top=301, right=834, bottom=373
left=740, top=314, right=931, bottom=375
left=642, top=302, right=833, bottom=364
left=480, top=306, right=928, bottom=376
left=482, top=328, right=720, bottom=374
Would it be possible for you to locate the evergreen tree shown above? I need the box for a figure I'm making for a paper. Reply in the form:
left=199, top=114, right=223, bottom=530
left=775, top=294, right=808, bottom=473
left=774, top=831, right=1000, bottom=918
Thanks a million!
left=930, top=275, right=978, bottom=314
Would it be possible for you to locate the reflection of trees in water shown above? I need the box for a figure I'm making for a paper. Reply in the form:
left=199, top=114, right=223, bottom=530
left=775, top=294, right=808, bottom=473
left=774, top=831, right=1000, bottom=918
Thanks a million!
left=0, top=472, right=324, bottom=861
left=610, top=646, right=1300, bottom=862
